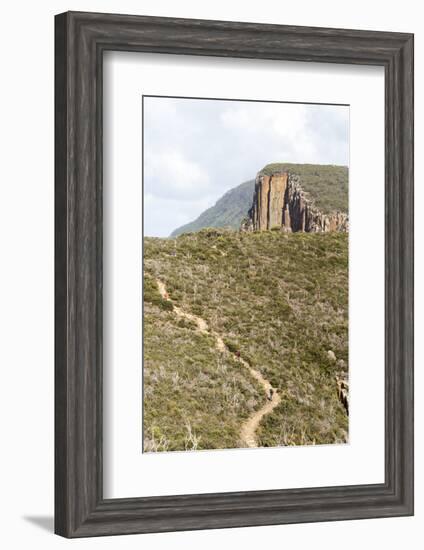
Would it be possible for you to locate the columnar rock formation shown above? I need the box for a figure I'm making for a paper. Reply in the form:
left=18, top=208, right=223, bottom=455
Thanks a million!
left=246, top=172, right=348, bottom=233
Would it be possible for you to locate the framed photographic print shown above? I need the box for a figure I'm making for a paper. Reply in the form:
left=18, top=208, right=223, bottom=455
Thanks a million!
left=55, top=11, right=414, bottom=537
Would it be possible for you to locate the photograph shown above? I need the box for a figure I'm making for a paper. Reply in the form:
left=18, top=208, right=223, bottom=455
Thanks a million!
left=0, top=1, right=415, bottom=544
left=142, top=96, right=350, bottom=452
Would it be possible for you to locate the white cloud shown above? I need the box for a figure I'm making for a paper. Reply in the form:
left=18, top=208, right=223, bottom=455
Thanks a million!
left=144, top=148, right=211, bottom=199
left=220, top=102, right=307, bottom=136
left=143, top=97, right=349, bottom=236
left=219, top=102, right=343, bottom=165
left=143, top=193, right=215, bottom=237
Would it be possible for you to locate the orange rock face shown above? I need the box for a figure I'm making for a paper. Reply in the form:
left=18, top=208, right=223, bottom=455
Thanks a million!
left=268, top=173, right=288, bottom=228
left=250, top=173, right=288, bottom=231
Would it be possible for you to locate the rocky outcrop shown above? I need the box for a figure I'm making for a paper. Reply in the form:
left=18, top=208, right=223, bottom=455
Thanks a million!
left=336, top=375, right=349, bottom=415
left=246, top=171, right=348, bottom=233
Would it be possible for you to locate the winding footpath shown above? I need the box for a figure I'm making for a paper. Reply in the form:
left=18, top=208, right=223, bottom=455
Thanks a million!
left=156, top=279, right=281, bottom=448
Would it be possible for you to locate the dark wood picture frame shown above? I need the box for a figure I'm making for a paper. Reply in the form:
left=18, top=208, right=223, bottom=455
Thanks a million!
left=55, top=11, right=414, bottom=538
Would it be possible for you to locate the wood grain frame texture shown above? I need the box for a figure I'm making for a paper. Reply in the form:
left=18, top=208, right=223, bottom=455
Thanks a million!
left=54, top=11, right=414, bottom=538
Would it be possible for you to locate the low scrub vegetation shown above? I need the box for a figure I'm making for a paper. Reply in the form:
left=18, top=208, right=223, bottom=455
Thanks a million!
left=144, top=228, right=348, bottom=450
left=143, top=284, right=264, bottom=452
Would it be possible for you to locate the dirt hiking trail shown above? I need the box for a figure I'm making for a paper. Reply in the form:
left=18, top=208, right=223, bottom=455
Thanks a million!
left=156, top=279, right=281, bottom=448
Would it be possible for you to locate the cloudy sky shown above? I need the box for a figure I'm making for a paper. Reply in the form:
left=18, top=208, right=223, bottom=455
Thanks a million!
left=143, top=96, right=349, bottom=237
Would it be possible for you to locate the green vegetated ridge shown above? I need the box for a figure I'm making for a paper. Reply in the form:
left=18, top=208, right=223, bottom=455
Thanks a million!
left=144, top=228, right=348, bottom=451
left=260, top=163, right=348, bottom=214
left=170, top=180, right=254, bottom=237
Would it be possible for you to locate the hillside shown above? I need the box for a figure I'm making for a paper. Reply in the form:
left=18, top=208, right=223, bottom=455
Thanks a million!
left=143, top=229, right=349, bottom=451
left=260, top=163, right=348, bottom=214
left=170, top=179, right=254, bottom=237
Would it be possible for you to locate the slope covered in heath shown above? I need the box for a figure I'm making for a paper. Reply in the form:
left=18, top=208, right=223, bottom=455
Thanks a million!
left=143, top=275, right=264, bottom=452
left=143, top=229, right=349, bottom=451
left=170, top=180, right=254, bottom=237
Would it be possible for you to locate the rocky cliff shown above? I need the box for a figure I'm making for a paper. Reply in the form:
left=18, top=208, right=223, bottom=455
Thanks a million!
left=245, top=171, right=348, bottom=233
